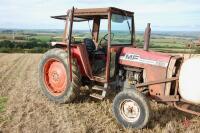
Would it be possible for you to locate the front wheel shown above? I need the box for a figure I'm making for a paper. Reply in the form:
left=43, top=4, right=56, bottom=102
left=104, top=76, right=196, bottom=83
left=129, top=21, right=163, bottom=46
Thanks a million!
left=113, top=89, right=151, bottom=129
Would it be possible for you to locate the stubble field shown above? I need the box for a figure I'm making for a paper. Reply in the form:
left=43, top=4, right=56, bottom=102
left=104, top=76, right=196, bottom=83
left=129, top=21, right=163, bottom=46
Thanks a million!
left=0, top=53, right=200, bottom=133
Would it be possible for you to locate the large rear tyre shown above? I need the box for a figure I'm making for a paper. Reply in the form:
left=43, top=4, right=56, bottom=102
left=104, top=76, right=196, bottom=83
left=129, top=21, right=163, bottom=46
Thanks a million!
left=38, top=48, right=81, bottom=103
left=113, top=89, right=151, bottom=129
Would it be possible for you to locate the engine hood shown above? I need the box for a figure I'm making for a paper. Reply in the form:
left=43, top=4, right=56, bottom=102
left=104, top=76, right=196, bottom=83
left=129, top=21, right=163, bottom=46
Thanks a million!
left=119, top=47, right=172, bottom=68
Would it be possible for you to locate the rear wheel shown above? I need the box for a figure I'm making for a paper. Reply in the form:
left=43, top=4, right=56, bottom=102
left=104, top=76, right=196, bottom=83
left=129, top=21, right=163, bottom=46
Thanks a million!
left=38, top=48, right=81, bottom=103
left=113, top=89, right=151, bottom=129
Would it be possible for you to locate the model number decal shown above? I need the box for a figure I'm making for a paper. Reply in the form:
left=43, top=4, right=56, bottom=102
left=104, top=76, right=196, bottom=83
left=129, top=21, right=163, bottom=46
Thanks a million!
left=120, top=54, right=168, bottom=67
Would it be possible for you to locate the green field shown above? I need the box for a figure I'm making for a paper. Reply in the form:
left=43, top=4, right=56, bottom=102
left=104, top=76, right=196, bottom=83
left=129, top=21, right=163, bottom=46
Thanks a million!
left=0, top=29, right=199, bottom=53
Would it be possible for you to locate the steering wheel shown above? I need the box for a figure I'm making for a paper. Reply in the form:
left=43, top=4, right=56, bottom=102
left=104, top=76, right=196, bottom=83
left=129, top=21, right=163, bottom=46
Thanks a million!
left=98, top=33, right=114, bottom=48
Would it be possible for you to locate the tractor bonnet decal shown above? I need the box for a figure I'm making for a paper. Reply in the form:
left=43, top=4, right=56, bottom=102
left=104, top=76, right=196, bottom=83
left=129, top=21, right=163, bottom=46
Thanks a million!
left=120, top=53, right=168, bottom=67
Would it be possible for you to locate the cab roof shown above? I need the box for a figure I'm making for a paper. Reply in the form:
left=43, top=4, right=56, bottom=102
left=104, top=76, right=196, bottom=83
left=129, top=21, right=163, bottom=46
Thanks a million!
left=51, top=7, right=134, bottom=21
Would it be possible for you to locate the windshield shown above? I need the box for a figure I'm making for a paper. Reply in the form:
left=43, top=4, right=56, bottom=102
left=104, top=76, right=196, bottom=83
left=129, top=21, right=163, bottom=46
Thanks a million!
left=111, top=14, right=132, bottom=45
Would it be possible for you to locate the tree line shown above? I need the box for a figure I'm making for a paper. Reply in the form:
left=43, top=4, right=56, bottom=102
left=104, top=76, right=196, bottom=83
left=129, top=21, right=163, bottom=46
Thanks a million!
left=0, top=38, right=50, bottom=53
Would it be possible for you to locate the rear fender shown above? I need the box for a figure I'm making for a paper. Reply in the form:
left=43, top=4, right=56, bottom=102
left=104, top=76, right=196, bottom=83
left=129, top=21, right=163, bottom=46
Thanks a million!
left=71, top=44, right=93, bottom=79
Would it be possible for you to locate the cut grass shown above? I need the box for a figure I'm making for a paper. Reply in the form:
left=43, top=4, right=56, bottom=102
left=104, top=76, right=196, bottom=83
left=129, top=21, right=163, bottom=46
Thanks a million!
left=0, top=97, right=7, bottom=113
left=0, top=97, right=9, bottom=123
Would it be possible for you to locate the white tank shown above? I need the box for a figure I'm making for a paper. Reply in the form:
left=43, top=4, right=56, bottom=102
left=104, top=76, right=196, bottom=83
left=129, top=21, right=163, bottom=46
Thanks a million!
left=179, top=57, right=200, bottom=104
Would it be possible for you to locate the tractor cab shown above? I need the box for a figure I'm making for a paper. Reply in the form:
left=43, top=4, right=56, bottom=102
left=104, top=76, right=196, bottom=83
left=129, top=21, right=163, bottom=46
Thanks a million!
left=51, top=7, right=135, bottom=83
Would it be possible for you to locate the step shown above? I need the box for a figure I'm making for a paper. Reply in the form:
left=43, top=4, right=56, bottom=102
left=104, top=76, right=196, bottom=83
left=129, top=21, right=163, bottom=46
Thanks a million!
left=92, top=85, right=105, bottom=91
left=93, top=76, right=106, bottom=82
left=90, top=93, right=105, bottom=100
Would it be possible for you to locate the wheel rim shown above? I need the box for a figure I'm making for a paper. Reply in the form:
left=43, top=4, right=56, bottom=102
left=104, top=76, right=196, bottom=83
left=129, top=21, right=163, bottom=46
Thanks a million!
left=43, top=58, right=68, bottom=96
left=119, top=99, right=140, bottom=122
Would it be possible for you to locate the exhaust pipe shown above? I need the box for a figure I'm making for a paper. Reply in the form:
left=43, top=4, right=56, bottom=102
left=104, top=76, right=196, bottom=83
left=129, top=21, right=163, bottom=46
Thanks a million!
left=143, top=23, right=151, bottom=51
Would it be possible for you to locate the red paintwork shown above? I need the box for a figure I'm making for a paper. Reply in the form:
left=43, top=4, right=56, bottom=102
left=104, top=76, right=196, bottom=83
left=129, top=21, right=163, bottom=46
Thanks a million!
left=71, top=44, right=93, bottom=79
left=119, top=47, right=172, bottom=98
left=43, top=58, right=68, bottom=96
left=53, top=43, right=174, bottom=98
left=53, top=43, right=107, bottom=82
left=119, top=47, right=171, bottom=64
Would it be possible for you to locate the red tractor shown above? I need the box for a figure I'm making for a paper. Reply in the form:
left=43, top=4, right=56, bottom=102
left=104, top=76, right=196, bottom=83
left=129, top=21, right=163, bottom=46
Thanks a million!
left=38, top=7, right=200, bottom=128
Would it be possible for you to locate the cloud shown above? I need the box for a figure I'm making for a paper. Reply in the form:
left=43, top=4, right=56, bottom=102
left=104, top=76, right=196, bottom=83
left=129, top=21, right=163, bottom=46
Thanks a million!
left=116, top=0, right=200, bottom=14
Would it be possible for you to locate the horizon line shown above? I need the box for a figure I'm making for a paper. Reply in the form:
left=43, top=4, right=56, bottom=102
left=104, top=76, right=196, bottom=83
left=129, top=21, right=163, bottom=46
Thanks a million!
left=1, top=28, right=200, bottom=32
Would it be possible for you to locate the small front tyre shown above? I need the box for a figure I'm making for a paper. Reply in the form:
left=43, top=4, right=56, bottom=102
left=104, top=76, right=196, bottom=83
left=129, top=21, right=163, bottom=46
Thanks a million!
left=113, top=89, right=151, bottom=129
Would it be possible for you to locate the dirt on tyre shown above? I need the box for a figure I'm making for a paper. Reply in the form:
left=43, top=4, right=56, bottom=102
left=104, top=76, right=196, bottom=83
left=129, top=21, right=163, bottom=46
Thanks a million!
left=113, top=89, right=151, bottom=129
left=38, top=48, right=81, bottom=103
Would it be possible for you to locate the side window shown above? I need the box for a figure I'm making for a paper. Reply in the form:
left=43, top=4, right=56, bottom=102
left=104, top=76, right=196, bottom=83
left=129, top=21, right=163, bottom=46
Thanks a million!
left=72, top=20, right=93, bottom=43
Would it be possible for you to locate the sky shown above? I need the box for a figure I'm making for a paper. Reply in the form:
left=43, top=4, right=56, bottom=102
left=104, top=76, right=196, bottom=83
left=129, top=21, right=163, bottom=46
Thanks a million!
left=1, top=0, right=200, bottom=31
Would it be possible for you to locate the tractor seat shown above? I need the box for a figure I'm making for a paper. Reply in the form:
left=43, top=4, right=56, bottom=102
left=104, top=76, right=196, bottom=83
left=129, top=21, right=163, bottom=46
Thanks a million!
left=83, top=38, right=106, bottom=56
left=83, top=38, right=96, bottom=54
left=83, top=38, right=106, bottom=75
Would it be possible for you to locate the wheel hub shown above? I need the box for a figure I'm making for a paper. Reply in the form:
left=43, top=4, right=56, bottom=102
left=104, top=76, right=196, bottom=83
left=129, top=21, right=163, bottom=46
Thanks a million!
left=44, top=59, right=68, bottom=95
left=120, top=99, right=140, bottom=122
left=52, top=71, right=60, bottom=82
